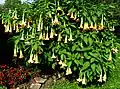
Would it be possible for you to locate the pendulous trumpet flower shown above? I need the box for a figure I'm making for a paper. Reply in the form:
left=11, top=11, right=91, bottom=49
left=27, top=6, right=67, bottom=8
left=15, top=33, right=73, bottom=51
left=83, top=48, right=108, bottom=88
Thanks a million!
left=19, top=49, right=24, bottom=59
left=90, top=22, right=94, bottom=29
left=51, top=52, right=56, bottom=59
left=66, top=67, right=72, bottom=75
left=68, top=29, right=74, bottom=41
left=98, top=71, right=102, bottom=82
left=64, top=35, right=68, bottom=43
left=28, top=52, right=34, bottom=63
left=39, top=32, right=43, bottom=40
left=45, top=26, right=49, bottom=40
left=83, top=22, right=89, bottom=30
left=82, top=74, right=87, bottom=85
left=57, top=33, right=62, bottom=41
left=103, top=72, right=107, bottom=82
left=50, top=28, right=54, bottom=39
left=16, top=23, right=19, bottom=33
left=70, top=12, right=74, bottom=19
left=53, top=15, right=59, bottom=25
left=33, top=54, right=39, bottom=64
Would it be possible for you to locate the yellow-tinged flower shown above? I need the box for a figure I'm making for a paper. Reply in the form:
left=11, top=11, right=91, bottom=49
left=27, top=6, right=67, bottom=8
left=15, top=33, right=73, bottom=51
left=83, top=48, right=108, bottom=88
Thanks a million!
left=103, top=72, right=107, bottom=82
left=58, top=60, right=63, bottom=65
left=61, top=62, right=67, bottom=68
left=66, top=67, right=72, bottom=75
left=14, top=11, right=18, bottom=19
left=42, top=32, right=46, bottom=40
left=90, top=22, right=94, bottom=29
left=19, top=50, right=24, bottom=58
left=9, top=23, right=12, bottom=33
left=34, top=54, right=39, bottom=64
left=98, top=71, right=102, bottom=82
left=68, top=29, right=74, bottom=41
left=53, top=15, right=59, bottom=25
left=28, top=53, right=34, bottom=63
left=76, top=77, right=82, bottom=82
left=111, top=48, right=118, bottom=54
left=57, top=33, right=62, bottom=41
left=16, top=23, right=19, bottom=33
left=64, top=35, right=68, bottom=43
left=70, top=12, right=74, bottom=19
left=39, top=32, right=43, bottom=40
left=27, top=22, right=30, bottom=28
left=101, top=14, right=104, bottom=29
left=108, top=51, right=112, bottom=61
left=58, top=60, right=67, bottom=68
left=83, top=22, right=89, bottom=30
left=45, top=27, right=49, bottom=40
left=50, top=28, right=54, bottom=39
left=93, top=23, right=97, bottom=30
left=57, top=7, right=61, bottom=11
left=20, top=12, right=26, bottom=28
left=5, top=24, right=9, bottom=32
left=82, top=74, right=87, bottom=85
left=51, top=52, right=56, bottom=59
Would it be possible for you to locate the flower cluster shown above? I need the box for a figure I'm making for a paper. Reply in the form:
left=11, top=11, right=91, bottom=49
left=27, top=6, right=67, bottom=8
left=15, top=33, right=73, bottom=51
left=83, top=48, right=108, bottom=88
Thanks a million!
left=0, top=64, right=31, bottom=87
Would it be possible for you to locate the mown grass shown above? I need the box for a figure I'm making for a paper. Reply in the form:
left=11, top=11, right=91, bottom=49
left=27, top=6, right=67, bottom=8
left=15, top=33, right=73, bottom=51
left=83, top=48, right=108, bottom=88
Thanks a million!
left=49, top=53, right=120, bottom=89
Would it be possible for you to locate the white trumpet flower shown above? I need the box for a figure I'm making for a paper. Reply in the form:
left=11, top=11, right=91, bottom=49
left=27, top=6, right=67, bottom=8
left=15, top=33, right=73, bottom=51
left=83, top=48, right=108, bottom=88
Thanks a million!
left=66, top=67, right=72, bottom=75
left=51, top=52, right=56, bottom=59
left=98, top=71, right=102, bottom=82
left=82, top=74, right=87, bottom=85
left=19, top=50, right=24, bottom=58
left=64, top=35, right=68, bottom=43
left=103, top=72, right=107, bottom=82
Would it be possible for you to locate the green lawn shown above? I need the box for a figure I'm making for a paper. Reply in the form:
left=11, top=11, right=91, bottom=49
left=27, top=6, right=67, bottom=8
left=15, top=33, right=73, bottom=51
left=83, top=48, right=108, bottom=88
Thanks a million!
left=49, top=55, right=120, bottom=89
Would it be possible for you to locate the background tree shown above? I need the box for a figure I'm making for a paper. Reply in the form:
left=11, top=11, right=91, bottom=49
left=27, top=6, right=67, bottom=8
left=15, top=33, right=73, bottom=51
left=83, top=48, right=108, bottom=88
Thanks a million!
left=3, top=0, right=21, bottom=11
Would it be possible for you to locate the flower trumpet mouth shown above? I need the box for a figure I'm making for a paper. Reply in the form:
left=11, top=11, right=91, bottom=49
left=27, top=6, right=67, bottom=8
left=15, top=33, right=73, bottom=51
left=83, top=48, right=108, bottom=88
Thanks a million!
left=19, top=50, right=24, bottom=59
left=51, top=52, right=56, bottom=59
left=66, top=67, right=72, bottom=75
left=70, top=13, right=74, bottom=19
left=57, top=7, right=62, bottom=11
left=53, top=15, right=59, bottom=25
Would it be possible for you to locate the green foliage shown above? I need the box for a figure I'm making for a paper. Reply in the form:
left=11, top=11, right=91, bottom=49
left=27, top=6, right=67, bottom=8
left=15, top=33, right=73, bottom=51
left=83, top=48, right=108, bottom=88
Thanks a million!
left=0, top=0, right=120, bottom=86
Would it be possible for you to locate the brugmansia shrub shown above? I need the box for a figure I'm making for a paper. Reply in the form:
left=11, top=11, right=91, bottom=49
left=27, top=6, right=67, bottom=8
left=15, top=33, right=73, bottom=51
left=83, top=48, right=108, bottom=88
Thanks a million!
left=1, top=0, right=119, bottom=85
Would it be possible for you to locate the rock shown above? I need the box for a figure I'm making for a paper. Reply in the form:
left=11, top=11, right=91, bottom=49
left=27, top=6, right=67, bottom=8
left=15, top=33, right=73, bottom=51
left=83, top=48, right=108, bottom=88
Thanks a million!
left=30, top=83, right=41, bottom=89
left=34, top=77, right=47, bottom=84
left=40, top=77, right=54, bottom=89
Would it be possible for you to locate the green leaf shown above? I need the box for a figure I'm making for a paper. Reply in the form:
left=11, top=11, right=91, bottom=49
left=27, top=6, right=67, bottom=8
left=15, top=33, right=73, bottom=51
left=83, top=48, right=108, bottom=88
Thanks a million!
left=82, top=61, right=90, bottom=71
left=72, top=44, right=77, bottom=51
left=83, top=36, right=88, bottom=45
left=67, top=61, right=72, bottom=67
left=91, top=64, right=96, bottom=71
left=88, top=36, right=93, bottom=46
left=74, top=60, right=79, bottom=66
left=90, top=58, right=95, bottom=63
